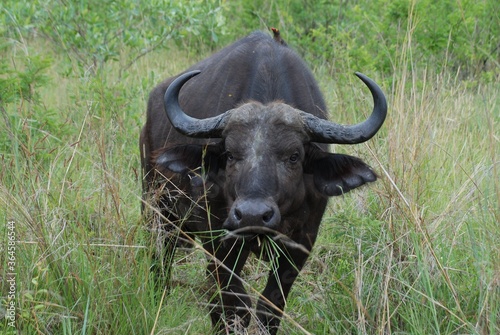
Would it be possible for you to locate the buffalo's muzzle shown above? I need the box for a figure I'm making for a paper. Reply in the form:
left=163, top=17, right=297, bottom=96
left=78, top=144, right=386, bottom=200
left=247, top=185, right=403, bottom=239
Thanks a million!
left=225, top=198, right=281, bottom=231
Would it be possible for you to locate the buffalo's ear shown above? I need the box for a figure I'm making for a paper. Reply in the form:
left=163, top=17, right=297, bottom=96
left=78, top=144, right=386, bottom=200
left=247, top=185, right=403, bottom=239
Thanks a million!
left=153, top=144, right=224, bottom=175
left=305, top=146, right=377, bottom=196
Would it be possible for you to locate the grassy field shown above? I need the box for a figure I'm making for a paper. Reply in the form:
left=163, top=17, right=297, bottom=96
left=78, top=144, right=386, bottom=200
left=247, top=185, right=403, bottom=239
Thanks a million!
left=1, top=9, right=499, bottom=335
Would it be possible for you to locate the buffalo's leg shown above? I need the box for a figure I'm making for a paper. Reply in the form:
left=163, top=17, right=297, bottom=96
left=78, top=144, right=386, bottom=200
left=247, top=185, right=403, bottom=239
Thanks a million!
left=144, top=183, right=189, bottom=291
left=147, top=204, right=179, bottom=290
left=256, top=245, right=310, bottom=334
left=206, top=240, right=252, bottom=333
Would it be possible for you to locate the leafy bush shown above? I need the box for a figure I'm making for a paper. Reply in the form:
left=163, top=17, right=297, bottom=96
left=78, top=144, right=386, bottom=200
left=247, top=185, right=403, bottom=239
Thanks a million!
left=3, top=0, right=497, bottom=79
left=221, top=0, right=500, bottom=79
left=2, top=0, right=227, bottom=74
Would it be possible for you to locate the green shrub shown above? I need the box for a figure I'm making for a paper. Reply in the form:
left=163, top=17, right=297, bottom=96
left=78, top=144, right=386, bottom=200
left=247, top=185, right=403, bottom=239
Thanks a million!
left=2, top=0, right=227, bottom=74
left=221, top=0, right=500, bottom=79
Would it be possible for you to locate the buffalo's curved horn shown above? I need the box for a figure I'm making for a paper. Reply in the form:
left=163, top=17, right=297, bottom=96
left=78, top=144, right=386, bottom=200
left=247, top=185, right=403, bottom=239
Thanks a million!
left=164, top=70, right=231, bottom=138
left=301, top=72, right=387, bottom=144
left=166, top=70, right=387, bottom=143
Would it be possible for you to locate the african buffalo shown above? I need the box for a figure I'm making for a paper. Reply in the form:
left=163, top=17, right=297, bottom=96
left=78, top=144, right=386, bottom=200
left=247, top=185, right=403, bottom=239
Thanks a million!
left=140, top=31, right=387, bottom=334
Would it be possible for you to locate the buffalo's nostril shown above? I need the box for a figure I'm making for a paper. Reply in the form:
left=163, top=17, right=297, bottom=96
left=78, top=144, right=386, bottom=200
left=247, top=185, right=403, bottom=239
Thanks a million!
left=262, top=208, right=274, bottom=223
left=234, top=207, right=242, bottom=221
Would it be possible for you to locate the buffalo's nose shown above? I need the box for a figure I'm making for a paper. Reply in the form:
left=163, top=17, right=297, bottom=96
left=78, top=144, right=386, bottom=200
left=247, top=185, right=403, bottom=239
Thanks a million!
left=226, top=199, right=281, bottom=230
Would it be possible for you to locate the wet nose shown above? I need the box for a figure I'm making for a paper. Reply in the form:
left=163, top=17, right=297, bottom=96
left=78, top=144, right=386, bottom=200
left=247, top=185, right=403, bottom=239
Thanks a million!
left=226, top=199, right=281, bottom=230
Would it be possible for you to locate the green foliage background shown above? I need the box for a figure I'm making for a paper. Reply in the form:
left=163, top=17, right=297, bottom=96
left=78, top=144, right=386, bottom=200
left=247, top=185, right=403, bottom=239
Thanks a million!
left=2, top=0, right=499, bottom=78
left=222, top=0, right=500, bottom=79
left=1, top=0, right=499, bottom=334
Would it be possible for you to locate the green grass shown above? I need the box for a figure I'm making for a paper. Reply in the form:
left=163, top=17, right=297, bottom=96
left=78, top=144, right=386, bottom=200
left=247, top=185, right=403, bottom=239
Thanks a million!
left=1, top=18, right=499, bottom=335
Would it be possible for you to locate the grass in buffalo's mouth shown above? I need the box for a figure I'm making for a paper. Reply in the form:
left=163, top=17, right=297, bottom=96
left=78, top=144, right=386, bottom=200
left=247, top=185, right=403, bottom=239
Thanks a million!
left=221, top=227, right=310, bottom=257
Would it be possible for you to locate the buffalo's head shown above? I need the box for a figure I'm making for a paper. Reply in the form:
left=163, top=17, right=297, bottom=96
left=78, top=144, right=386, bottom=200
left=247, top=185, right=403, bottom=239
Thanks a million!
left=154, top=71, right=387, bottom=237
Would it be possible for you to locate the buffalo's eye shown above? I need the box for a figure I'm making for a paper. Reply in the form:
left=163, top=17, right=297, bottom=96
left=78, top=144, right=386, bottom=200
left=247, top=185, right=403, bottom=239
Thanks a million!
left=226, top=151, right=234, bottom=161
left=289, top=152, right=300, bottom=163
